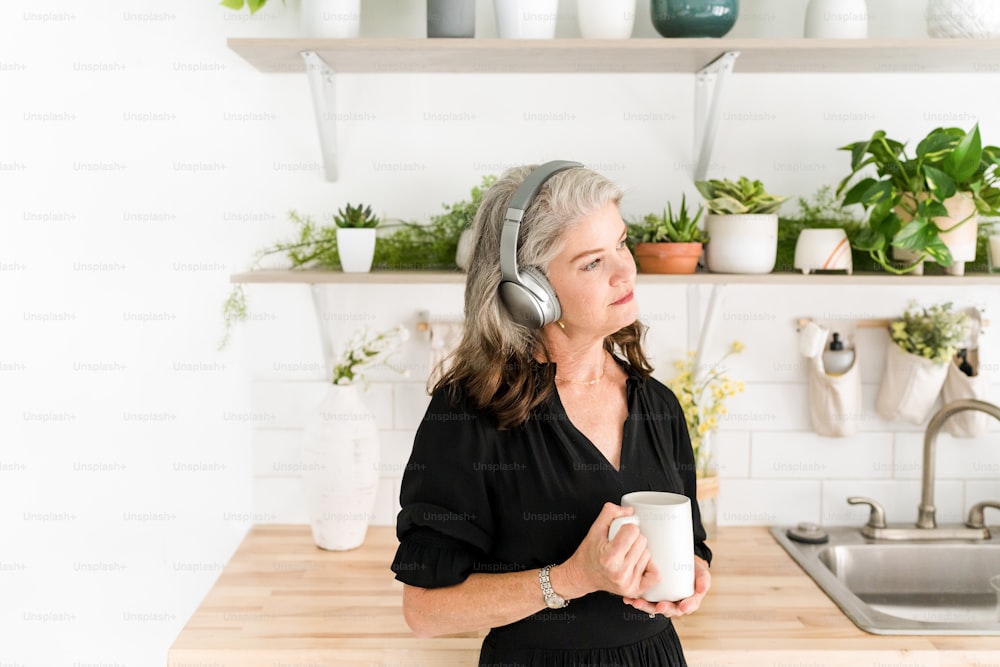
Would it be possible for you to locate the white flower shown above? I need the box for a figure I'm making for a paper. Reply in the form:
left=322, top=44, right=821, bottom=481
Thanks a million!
left=332, top=325, right=409, bottom=387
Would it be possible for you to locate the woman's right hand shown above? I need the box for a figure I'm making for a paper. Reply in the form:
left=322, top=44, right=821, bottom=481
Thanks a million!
left=555, top=502, right=661, bottom=600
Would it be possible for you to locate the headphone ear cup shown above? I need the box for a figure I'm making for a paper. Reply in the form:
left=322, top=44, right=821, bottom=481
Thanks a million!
left=518, top=266, right=561, bottom=327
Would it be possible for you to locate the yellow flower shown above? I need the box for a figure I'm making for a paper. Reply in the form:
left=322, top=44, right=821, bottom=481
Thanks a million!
left=664, top=344, right=746, bottom=478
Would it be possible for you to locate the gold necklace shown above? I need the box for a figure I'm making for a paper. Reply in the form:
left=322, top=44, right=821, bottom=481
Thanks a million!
left=555, top=362, right=606, bottom=386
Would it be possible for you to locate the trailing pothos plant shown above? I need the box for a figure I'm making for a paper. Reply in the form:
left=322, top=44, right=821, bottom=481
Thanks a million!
left=836, top=123, right=1000, bottom=274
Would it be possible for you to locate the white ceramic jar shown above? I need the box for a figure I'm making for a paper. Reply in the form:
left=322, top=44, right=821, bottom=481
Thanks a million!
left=301, top=0, right=361, bottom=38
left=576, top=0, right=635, bottom=39
left=804, top=0, right=869, bottom=38
left=494, top=0, right=559, bottom=38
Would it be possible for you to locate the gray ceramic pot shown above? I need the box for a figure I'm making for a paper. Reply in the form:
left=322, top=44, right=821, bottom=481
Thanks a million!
left=427, top=0, right=475, bottom=37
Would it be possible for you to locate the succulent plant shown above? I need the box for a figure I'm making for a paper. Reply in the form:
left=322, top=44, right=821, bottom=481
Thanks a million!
left=695, top=177, right=789, bottom=215
left=633, top=195, right=707, bottom=243
left=334, top=203, right=380, bottom=229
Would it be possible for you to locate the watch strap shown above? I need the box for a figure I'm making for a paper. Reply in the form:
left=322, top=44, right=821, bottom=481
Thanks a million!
left=538, top=564, right=569, bottom=608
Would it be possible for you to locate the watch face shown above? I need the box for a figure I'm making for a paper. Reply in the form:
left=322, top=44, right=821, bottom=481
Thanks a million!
left=545, top=595, right=566, bottom=609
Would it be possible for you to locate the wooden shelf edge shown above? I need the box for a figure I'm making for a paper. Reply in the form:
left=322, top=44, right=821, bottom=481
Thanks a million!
left=226, top=37, right=1000, bottom=74
left=231, top=269, right=1000, bottom=285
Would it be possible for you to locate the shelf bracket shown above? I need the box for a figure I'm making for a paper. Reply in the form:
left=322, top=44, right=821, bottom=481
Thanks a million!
left=690, top=283, right=726, bottom=386
left=693, top=51, right=739, bottom=182
left=310, top=284, right=338, bottom=380
left=301, top=51, right=338, bottom=182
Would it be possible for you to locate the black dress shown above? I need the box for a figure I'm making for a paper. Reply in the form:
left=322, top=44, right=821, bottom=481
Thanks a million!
left=391, top=358, right=712, bottom=667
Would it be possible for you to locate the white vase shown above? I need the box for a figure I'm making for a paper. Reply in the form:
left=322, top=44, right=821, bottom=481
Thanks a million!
left=301, top=0, right=361, bottom=38
left=704, top=214, right=778, bottom=274
left=301, top=384, right=380, bottom=551
left=336, top=227, right=376, bottom=273
left=576, top=0, right=635, bottom=38
left=805, top=0, right=869, bottom=38
left=494, top=0, right=559, bottom=38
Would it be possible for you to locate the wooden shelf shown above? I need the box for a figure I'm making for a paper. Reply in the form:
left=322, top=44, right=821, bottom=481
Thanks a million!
left=231, top=269, right=1000, bottom=285
left=227, top=37, right=1000, bottom=74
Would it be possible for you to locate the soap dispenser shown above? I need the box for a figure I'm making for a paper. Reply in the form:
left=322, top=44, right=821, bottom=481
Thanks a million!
left=822, top=333, right=855, bottom=376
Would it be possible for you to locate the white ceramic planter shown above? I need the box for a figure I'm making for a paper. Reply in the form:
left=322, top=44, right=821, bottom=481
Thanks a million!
left=804, top=0, right=869, bottom=38
left=704, top=213, right=778, bottom=274
left=336, top=227, right=376, bottom=273
left=494, top=0, right=559, bottom=38
left=301, top=0, right=361, bottom=38
left=301, top=384, right=380, bottom=551
left=576, top=0, right=635, bottom=38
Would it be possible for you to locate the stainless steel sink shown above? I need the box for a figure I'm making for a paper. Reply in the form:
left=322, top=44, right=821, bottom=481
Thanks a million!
left=770, top=525, right=1000, bottom=635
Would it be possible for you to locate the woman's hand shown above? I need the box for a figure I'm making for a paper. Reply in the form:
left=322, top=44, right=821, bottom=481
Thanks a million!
left=554, top=502, right=662, bottom=601
left=623, top=555, right=711, bottom=618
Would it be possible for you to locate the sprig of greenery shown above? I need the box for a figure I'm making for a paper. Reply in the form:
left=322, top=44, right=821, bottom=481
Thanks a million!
left=218, top=176, right=497, bottom=349
left=890, top=301, right=969, bottom=365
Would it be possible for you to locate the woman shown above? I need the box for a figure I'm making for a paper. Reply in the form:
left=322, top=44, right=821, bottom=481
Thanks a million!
left=391, top=162, right=712, bottom=666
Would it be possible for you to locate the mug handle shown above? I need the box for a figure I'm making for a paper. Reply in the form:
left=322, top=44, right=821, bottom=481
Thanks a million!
left=608, top=515, right=640, bottom=541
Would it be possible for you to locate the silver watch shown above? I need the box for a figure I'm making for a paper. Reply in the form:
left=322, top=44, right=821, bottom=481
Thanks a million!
left=539, top=564, right=569, bottom=609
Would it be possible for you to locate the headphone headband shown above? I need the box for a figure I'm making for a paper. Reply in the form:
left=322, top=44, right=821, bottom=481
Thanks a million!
left=497, top=160, right=584, bottom=328
left=500, top=160, right=584, bottom=283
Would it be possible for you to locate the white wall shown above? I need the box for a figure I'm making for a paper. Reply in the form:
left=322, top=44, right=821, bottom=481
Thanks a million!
left=3, top=0, right=1000, bottom=664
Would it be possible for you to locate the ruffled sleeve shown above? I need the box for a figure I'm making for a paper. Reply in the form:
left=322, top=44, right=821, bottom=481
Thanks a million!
left=391, top=386, right=496, bottom=588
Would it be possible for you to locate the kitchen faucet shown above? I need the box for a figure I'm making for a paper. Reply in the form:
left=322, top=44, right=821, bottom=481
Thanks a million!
left=848, top=399, right=1000, bottom=541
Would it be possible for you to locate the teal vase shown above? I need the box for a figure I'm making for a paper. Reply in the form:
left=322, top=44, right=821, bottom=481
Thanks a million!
left=651, top=0, right=738, bottom=38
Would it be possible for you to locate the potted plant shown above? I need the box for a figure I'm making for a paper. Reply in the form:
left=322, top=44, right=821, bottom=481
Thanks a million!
left=631, top=195, right=707, bottom=274
left=876, top=301, right=969, bottom=424
left=301, top=325, right=409, bottom=550
left=665, top=340, right=745, bottom=538
left=837, top=123, right=1000, bottom=275
left=335, top=203, right=380, bottom=273
left=695, top=176, right=789, bottom=274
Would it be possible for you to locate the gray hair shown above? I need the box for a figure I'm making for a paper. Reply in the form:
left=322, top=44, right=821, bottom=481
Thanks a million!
left=434, top=164, right=644, bottom=429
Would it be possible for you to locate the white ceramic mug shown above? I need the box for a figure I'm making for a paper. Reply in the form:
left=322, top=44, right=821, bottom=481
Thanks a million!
left=608, top=491, right=695, bottom=602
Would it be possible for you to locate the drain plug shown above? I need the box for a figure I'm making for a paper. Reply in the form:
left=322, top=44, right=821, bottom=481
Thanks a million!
left=786, top=522, right=830, bottom=544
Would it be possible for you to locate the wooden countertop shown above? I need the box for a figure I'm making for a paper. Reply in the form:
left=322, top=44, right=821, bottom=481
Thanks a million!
left=168, top=525, right=1000, bottom=667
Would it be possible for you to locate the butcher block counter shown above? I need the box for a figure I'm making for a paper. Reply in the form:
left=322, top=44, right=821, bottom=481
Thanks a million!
left=168, top=525, right=1000, bottom=667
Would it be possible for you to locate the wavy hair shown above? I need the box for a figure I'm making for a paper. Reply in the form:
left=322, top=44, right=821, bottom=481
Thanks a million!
left=434, top=164, right=653, bottom=429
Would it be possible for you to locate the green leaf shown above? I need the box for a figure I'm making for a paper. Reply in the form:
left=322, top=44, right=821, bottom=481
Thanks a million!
left=892, top=219, right=936, bottom=250
left=220, top=0, right=245, bottom=9
left=923, top=165, right=957, bottom=200
left=852, top=227, right=883, bottom=252
left=945, top=124, right=983, bottom=183
left=923, top=236, right=954, bottom=266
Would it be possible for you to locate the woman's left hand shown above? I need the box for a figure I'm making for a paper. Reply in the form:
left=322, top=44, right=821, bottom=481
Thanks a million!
left=622, top=555, right=711, bottom=618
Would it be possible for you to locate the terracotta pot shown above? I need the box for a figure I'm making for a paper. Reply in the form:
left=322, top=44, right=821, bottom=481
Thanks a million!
left=634, top=242, right=702, bottom=274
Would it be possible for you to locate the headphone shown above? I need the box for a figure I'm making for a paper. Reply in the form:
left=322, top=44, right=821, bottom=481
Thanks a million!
left=498, top=160, right=584, bottom=328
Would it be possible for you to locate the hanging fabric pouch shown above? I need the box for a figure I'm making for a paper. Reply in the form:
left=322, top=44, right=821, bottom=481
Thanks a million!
left=876, top=340, right=948, bottom=424
left=941, top=351, right=993, bottom=437
left=807, top=349, right=862, bottom=437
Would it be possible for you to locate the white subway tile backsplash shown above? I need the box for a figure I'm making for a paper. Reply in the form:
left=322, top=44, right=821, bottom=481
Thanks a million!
left=246, top=283, right=1000, bottom=528
left=718, top=479, right=821, bottom=526
left=750, top=432, right=893, bottom=480
left=395, top=382, right=433, bottom=431
left=715, top=431, right=750, bottom=479
left=895, top=431, right=1000, bottom=480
